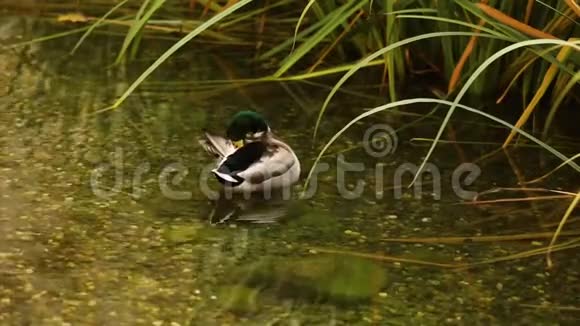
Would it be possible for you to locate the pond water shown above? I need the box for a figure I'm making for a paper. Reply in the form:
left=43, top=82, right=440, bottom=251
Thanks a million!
left=1, top=16, right=579, bottom=325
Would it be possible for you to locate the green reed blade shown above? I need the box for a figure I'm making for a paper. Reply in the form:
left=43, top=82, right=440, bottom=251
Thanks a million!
left=273, top=0, right=369, bottom=78
left=100, top=0, right=253, bottom=112
left=301, top=98, right=580, bottom=198
left=70, top=0, right=130, bottom=55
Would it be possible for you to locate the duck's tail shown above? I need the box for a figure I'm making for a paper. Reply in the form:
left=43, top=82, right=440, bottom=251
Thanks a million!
left=199, top=132, right=234, bottom=158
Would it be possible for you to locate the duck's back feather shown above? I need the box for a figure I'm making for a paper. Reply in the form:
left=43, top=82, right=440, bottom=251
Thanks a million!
left=236, top=139, right=300, bottom=191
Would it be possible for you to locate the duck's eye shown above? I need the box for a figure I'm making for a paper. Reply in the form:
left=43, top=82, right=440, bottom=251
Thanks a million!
left=232, top=140, right=244, bottom=149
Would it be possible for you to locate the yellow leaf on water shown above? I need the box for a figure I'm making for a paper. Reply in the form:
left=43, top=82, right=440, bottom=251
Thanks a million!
left=57, top=12, right=89, bottom=23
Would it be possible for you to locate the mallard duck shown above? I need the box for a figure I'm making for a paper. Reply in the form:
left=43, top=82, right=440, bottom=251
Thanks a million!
left=200, top=111, right=301, bottom=194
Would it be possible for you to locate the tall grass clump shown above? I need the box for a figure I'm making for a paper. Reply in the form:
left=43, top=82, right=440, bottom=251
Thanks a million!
left=7, top=1, right=577, bottom=144
left=11, top=1, right=576, bottom=103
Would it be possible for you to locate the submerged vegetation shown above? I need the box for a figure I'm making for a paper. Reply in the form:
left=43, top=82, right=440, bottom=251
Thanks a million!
left=1, top=0, right=579, bottom=324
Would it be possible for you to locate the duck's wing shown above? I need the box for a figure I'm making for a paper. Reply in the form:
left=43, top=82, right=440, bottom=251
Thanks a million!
left=199, top=132, right=236, bottom=158
left=238, top=141, right=300, bottom=185
left=212, top=142, right=267, bottom=185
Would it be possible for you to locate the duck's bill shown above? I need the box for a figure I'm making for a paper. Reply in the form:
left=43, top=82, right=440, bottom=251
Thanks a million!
left=232, top=140, right=244, bottom=149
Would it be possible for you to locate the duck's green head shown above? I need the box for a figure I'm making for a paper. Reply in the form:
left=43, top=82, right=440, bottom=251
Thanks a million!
left=226, top=111, right=270, bottom=148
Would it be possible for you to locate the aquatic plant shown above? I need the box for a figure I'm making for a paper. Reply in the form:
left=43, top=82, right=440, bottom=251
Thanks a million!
left=5, top=1, right=578, bottom=126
